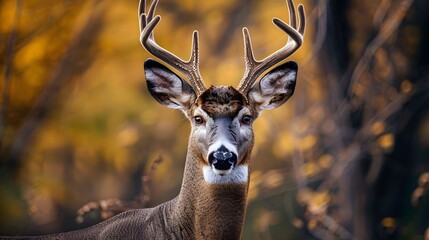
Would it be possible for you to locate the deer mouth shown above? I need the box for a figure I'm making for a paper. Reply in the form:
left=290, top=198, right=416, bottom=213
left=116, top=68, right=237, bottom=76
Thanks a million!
left=208, top=146, right=238, bottom=176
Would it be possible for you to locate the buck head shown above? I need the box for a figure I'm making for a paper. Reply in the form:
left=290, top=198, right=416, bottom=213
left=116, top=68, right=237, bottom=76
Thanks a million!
left=139, top=0, right=304, bottom=183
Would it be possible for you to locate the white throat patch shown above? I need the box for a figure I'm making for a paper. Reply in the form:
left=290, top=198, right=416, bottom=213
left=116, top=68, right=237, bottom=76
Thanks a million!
left=203, top=165, right=249, bottom=184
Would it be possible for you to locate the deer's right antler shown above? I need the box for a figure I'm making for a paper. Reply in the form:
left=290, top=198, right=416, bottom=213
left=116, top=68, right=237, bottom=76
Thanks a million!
left=138, top=0, right=206, bottom=95
left=237, top=0, right=305, bottom=94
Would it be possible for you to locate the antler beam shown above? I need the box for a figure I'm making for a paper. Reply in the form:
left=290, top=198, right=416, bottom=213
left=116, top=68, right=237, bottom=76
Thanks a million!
left=237, top=0, right=305, bottom=94
left=138, top=0, right=206, bottom=95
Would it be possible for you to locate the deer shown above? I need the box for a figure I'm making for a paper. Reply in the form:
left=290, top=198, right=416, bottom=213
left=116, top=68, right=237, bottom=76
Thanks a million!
left=0, top=0, right=305, bottom=239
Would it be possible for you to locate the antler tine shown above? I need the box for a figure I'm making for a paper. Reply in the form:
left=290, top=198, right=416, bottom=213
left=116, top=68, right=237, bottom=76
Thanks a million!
left=237, top=0, right=306, bottom=94
left=147, top=0, right=158, bottom=22
left=138, top=0, right=206, bottom=95
left=138, top=0, right=146, bottom=31
left=287, top=0, right=297, bottom=29
left=297, top=5, right=306, bottom=35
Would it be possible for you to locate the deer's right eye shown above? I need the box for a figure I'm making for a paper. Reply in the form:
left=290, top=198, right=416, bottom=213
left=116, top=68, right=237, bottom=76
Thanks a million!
left=194, top=116, right=205, bottom=125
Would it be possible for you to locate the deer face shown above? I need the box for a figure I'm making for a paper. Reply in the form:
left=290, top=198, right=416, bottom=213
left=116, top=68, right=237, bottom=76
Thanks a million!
left=192, top=86, right=254, bottom=181
left=144, top=59, right=298, bottom=183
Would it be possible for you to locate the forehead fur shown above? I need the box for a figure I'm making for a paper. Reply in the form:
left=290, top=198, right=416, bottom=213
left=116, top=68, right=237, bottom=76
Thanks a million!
left=197, top=86, right=247, bottom=117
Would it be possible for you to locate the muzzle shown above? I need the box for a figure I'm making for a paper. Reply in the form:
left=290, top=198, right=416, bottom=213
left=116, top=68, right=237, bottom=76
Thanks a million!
left=208, top=145, right=238, bottom=175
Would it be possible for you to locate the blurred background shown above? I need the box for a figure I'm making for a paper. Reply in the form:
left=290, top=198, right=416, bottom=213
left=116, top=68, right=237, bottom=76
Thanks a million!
left=1, top=0, right=428, bottom=239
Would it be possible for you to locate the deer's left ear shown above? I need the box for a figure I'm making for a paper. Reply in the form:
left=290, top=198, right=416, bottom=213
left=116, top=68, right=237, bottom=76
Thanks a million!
left=247, top=61, right=297, bottom=110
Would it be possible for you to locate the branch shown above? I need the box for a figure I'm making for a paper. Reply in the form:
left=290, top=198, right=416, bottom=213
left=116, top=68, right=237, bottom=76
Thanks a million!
left=77, top=156, right=164, bottom=222
left=347, top=0, right=414, bottom=96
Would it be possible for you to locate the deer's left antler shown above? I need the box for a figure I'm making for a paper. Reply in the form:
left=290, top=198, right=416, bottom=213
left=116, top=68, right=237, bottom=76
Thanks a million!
left=237, top=0, right=305, bottom=94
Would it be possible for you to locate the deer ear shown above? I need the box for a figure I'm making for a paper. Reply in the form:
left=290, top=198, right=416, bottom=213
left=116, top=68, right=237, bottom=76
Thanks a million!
left=247, top=61, right=297, bottom=110
left=145, top=59, right=196, bottom=110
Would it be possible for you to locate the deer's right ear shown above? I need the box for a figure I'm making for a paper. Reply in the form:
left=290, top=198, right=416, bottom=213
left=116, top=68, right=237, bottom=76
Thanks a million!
left=144, top=59, right=196, bottom=110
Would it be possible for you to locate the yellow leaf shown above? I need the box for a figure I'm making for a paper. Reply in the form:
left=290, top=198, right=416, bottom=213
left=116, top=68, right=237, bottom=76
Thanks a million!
left=300, top=162, right=319, bottom=177
left=381, top=217, right=396, bottom=228
left=401, top=80, right=413, bottom=93
left=419, top=172, right=429, bottom=187
left=312, top=191, right=330, bottom=207
left=301, top=135, right=318, bottom=151
left=117, top=126, right=140, bottom=147
left=307, top=219, right=317, bottom=230
left=378, top=134, right=394, bottom=150
left=318, top=154, right=333, bottom=169
left=381, top=217, right=396, bottom=234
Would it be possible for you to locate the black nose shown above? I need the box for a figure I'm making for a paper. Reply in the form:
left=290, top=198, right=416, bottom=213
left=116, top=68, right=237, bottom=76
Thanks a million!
left=208, top=145, right=237, bottom=171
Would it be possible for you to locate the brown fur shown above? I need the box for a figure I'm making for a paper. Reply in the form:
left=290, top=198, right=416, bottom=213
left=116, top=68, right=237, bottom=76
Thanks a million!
left=197, top=86, right=247, bottom=118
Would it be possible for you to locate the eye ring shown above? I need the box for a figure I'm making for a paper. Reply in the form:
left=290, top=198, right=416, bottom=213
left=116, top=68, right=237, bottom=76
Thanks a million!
left=194, top=116, right=205, bottom=125
left=241, top=115, right=252, bottom=125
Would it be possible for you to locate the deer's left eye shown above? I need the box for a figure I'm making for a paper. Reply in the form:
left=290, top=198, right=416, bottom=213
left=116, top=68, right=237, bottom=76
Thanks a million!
left=194, top=116, right=205, bottom=125
left=241, top=115, right=252, bottom=125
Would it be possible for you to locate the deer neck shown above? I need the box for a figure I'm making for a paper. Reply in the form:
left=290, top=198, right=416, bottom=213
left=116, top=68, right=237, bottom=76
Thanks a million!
left=172, top=140, right=250, bottom=239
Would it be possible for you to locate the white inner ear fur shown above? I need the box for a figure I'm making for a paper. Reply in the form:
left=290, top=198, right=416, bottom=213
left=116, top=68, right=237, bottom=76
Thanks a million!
left=169, top=94, right=194, bottom=110
left=249, top=70, right=296, bottom=109
left=147, top=70, right=194, bottom=109
left=203, top=165, right=249, bottom=184
left=260, top=71, right=296, bottom=94
left=147, top=70, right=182, bottom=92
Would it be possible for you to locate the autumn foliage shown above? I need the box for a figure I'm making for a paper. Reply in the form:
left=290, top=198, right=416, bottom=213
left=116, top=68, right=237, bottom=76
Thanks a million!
left=1, top=0, right=428, bottom=239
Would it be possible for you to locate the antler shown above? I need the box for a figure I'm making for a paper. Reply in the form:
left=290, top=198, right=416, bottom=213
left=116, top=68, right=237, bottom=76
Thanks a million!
left=237, top=0, right=305, bottom=94
left=138, top=0, right=206, bottom=95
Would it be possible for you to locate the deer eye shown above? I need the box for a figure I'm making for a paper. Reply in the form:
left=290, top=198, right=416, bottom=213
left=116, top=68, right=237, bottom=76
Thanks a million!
left=194, top=116, right=205, bottom=125
left=241, top=115, right=252, bottom=125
